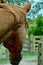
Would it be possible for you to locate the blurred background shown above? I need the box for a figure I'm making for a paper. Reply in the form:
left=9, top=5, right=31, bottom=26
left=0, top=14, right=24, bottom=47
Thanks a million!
left=0, top=0, right=43, bottom=65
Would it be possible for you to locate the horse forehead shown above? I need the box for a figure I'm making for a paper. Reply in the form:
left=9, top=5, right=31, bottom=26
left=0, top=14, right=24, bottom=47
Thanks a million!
left=11, top=4, right=25, bottom=13
left=12, top=5, right=26, bottom=22
left=0, top=4, right=26, bottom=22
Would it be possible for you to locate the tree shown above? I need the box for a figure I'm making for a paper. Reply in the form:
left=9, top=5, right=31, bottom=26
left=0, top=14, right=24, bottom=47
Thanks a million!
left=33, top=15, right=43, bottom=35
left=27, top=15, right=43, bottom=36
left=27, top=1, right=43, bottom=18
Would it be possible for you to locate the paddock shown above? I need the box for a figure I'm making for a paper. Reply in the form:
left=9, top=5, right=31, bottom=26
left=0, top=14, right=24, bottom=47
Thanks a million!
left=0, top=55, right=37, bottom=65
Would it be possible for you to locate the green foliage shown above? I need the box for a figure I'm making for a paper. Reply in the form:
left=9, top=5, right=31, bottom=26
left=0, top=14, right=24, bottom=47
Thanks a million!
left=27, top=18, right=36, bottom=36
left=33, top=15, right=43, bottom=35
left=27, top=15, right=43, bottom=36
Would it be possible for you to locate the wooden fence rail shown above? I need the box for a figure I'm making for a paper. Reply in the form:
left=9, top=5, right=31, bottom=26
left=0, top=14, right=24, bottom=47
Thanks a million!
left=29, top=34, right=43, bottom=65
left=29, top=34, right=43, bottom=53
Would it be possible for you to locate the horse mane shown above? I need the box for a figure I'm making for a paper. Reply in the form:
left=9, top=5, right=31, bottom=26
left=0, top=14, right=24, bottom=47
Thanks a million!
left=0, top=0, right=5, bottom=3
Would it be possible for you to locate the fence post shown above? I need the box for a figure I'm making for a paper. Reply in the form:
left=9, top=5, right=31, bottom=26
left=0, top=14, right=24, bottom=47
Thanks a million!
left=30, top=34, right=34, bottom=53
left=38, top=41, right=42, bottom=65
left=41, top=36, right=43, bottom=65
left=38, top=36, right=43, bottom=65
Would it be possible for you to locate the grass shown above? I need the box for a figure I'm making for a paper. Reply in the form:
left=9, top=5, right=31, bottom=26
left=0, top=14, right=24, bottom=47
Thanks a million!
left=23, top=52, right=38, bottom=58
left=0, top=52, right=38, bottom=63
left=0, top=54, right=9, bottom=63
left=0, top=59, right=9, bottom=64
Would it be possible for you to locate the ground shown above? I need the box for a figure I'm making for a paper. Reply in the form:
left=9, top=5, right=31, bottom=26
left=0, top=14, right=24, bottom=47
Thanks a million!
left=0, top=56, right=37, bottom=65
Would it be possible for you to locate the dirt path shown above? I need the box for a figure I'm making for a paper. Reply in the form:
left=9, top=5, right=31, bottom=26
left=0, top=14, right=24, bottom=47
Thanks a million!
left=0, top=56, right=37, bottom=65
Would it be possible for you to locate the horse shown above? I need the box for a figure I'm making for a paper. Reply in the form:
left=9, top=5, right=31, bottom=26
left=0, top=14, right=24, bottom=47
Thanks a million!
left=0, top=1, right=31, bottom=65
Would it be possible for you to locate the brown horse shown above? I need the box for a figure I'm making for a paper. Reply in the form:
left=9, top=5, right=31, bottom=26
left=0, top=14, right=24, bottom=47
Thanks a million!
left=0, top=1, right=31, bottom=65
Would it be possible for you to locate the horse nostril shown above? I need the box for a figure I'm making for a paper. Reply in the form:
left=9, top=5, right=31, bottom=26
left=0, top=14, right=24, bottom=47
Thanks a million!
left=9, top=53, right=22, bottom=65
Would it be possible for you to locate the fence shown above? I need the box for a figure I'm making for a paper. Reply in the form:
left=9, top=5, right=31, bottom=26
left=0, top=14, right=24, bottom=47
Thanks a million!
left=29, top=34, right=43, bottom=53
left=29, top=34, right=43, bottom=65
left=22, top=34, right=43, bottom=53
left=38, top=36, right=43, bottom=65
left=22, top=39, right=29, bottom=52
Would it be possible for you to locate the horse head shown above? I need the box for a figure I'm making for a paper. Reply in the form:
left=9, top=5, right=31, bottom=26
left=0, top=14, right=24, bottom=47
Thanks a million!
left=0, top=2, right=31, bottom=65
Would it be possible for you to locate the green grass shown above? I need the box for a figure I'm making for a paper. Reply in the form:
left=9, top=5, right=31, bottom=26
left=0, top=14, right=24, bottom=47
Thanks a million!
left=23, top=52, right=38, bottom=58
left=0, top=59, right=9, bottom=64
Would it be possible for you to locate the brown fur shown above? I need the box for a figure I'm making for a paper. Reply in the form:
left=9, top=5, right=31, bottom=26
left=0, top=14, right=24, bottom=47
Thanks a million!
left=0, top=0, right=5, bottom=3
left=0, top=3, right=31, bottom=60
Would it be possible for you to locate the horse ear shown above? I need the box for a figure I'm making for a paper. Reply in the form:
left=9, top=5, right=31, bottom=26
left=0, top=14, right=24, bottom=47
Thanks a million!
left=23, top=2, right=31, bottom=13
